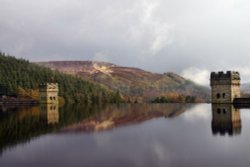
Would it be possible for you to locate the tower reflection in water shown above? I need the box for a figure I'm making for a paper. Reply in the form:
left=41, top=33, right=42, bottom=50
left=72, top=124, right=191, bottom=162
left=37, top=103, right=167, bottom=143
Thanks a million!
left=40, top=103, right=59, bottom=124
left=211, top=104, right=241, bottom=136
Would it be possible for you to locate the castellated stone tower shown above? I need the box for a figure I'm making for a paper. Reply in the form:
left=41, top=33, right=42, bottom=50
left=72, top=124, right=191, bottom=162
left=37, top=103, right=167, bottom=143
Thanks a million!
left=39, top=83, right=59, bottom=104
left=210, top=71, right=240, bottom=104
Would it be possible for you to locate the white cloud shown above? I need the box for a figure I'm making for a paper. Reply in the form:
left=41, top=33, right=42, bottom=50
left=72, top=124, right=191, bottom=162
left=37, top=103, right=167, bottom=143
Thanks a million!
left=181, top=67, right=210, bottom=86
left=180, top=65, right=250, bottom=86
left=126, top=0, right=174, bottom=55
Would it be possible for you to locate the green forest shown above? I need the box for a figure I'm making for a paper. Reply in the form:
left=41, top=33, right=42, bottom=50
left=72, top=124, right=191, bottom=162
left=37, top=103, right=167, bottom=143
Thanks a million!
left=0, top=52, right=122, bottom=104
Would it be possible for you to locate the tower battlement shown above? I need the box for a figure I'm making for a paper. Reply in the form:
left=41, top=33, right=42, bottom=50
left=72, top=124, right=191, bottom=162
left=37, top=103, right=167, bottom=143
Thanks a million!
left=210, top=71, right=240, bottom=81
left=210, top=71, right=240, bottom=86
left=39, top=83, right=58, bottom=91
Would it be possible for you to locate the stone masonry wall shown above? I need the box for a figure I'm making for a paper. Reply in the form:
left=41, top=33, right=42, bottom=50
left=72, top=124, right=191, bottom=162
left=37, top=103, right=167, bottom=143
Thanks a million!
left=39, top=83, right=59, bottom=104
left=211, top=84, right=232, bottom=103
left=210, top=71, right=240, bottom=104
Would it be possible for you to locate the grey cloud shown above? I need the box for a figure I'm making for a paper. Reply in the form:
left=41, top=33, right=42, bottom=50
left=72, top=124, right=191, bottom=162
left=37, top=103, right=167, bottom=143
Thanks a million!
left=1, top=0, right=250, bottom=83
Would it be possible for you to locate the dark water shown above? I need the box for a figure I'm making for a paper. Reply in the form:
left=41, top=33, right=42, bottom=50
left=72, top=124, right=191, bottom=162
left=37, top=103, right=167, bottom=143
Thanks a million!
left=0, top=103, right=250, bottom=167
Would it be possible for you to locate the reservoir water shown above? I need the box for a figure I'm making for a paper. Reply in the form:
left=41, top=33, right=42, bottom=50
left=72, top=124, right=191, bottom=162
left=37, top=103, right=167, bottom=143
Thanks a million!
left=0, top=103, right=250, bottom=167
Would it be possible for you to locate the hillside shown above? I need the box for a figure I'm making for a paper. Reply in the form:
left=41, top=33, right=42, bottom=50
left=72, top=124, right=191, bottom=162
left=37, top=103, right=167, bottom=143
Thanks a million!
left=37, top=61, right=210, bottom=102
left=0, top=52, right=122, bottom=104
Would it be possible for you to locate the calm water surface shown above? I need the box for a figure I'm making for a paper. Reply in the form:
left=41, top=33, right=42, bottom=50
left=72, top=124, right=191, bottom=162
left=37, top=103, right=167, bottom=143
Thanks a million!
left=0, top=103, right=250, bottom=167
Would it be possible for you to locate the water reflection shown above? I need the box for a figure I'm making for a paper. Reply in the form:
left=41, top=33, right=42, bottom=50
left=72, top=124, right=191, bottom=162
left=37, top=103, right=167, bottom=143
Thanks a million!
left=0, top=104, right=190, bottom=155
left=40, top=104, right=59, bottom=124
left=211, top=104, right=241, bottom=136
left=3, top=104, right=250, bottom=167
left=61, top=104, right=190, bottom=133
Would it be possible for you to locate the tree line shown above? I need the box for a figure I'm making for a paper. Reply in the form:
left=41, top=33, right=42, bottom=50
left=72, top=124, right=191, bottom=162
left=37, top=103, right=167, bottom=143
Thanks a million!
left=0, top=51, right=122, bottom=104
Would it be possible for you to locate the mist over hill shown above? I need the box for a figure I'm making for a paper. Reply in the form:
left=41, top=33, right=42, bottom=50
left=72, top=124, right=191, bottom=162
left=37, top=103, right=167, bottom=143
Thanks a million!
left=241, top=83, right=250, bottom=96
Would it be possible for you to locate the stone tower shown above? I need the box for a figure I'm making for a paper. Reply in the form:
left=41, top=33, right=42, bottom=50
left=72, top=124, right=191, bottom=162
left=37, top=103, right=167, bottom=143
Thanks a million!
left=210, top=71, right=240, bottom=104
left=39, top=83, right=59, bottom=104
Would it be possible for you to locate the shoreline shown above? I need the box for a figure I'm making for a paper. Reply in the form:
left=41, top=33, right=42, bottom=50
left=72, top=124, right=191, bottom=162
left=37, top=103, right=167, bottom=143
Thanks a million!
left=0, top=99, right=39, bottom=107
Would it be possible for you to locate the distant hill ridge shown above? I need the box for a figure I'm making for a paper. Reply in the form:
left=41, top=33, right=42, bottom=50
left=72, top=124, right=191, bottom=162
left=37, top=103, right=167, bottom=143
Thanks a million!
left=37, top=61, right=210, bottom=102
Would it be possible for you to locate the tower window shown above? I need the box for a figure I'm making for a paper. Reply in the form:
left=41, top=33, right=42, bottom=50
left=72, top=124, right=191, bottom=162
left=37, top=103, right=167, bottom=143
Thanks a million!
left=222, top=93, right=226, bottom=98
left=216, top=93, right=220, bottom=99
left=217, top=108, right=221, bottom=114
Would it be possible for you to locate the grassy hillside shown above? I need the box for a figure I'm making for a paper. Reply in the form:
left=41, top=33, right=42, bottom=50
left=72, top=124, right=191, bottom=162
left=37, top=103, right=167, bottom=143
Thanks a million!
left=0, top=52, right=122, bottom=104
left=38, top=61, right=210, bottom=102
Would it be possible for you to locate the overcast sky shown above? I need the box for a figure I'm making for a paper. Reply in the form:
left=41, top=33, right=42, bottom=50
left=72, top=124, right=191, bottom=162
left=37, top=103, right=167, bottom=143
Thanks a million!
left=1, top=0, right=250, bottom=85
